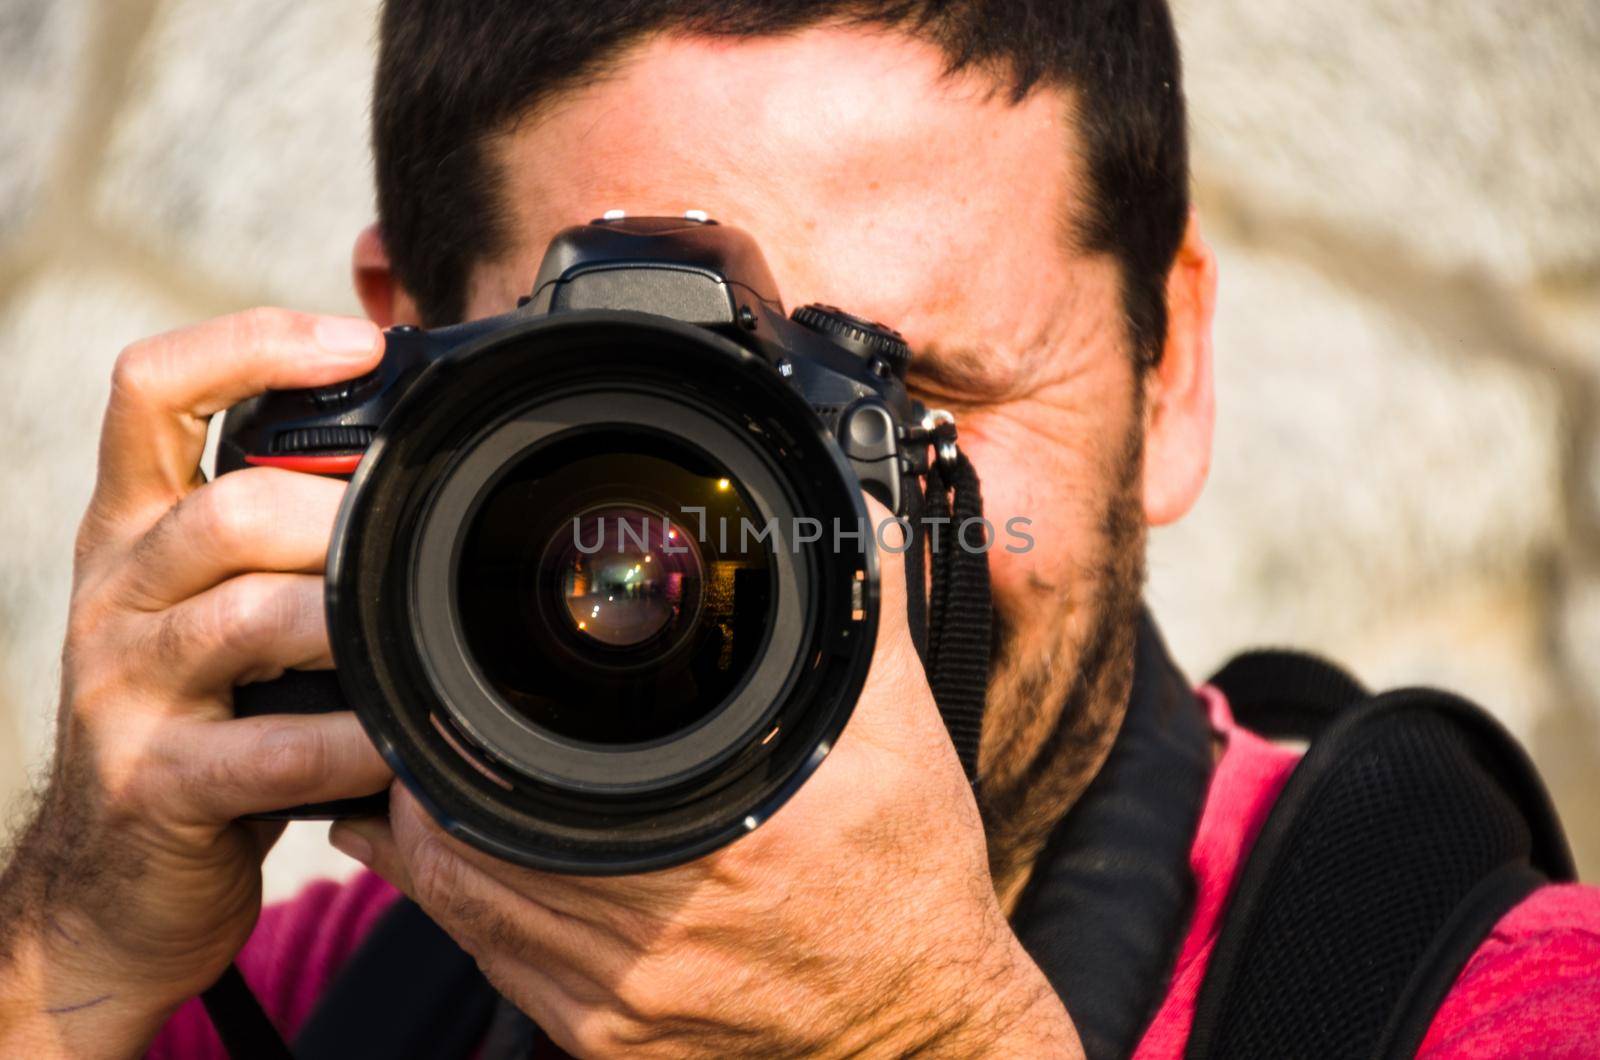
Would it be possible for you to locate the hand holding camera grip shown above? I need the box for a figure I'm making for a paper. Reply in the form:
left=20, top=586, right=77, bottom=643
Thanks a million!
left=232, top=671, right=390, bottom=819
left=219, top=373, right=398, bottom=820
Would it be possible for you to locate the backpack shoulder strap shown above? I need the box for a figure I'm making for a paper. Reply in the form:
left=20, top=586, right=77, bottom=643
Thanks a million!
left=1187, top=653, right=1575, bottom=1060
left=1207, top=648, right=1368, bottom=740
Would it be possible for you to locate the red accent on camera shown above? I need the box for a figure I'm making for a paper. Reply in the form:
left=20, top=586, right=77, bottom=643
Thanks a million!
left=244, top=453, right=363, bottom=475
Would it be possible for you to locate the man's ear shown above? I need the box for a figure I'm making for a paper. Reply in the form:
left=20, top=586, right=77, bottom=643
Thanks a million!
left=352, top=224, right=422, bottom=328
left=1141, top=210, right=1217, bottom=527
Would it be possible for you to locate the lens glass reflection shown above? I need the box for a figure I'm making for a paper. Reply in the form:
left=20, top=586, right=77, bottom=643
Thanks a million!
left=555, top=506, right=703, bottom=650
left=456, top=431, right=774, bottom=746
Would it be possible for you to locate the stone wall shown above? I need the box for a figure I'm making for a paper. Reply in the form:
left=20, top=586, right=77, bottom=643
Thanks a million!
left=1, top=1, right=1596, bottom=900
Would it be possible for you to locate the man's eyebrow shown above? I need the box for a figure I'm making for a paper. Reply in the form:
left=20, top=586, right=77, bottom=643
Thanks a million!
left=909, top=347, right=997, bottom=393
left=907, top=338, right=1043, bottom=405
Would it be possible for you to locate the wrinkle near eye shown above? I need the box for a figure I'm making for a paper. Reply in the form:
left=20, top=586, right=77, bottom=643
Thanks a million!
left=904, top=376, right=991, bottom=419
left=902, top=270, right=1120, bottom=410
left=906, top=345, right=1028, bottom=406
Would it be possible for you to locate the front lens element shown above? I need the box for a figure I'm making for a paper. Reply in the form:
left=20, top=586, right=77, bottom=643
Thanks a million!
left=456, top=432, right=775, bottom=746
left=553, top=506, right=703, bottom=651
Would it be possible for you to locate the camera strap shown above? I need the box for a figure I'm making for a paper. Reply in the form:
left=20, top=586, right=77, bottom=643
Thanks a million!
left=909, top=448, right=991, bottom=782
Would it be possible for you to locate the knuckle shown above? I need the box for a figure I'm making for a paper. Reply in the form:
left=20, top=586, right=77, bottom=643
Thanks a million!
left=65, top=585, right=115, bottom=647
left=213, top=573, right=286, bottom=650
left=114, top=748, right=172, bottom=816
left=612, top=974, right=677, bottom=1029
left=63, top=603, right=151, bottom=709
left=109, top=339, right=162, bottom=405
left=407, top=833, right=467, bottom=910
left=404, top=838, right=522, bottom=951
left=706, top=827, right=764, bottom=882
left=89, top=725, right=161, bottom=816
left=98, top=756, right=146, bottom=818
left=163, top=731, right=249, bottom=814
left=633, top=911, right=692, bottom=962
left=567, top=1009, right=633, bottom=1057
left=192, top=474, right=264, bottom=555
left=255, top=720, right=327, bottom=789
left=149, top=574, right=284, bottom=672
left=64, top=634, right=125, bottom=709
left=73, top=510, right=116, bottom=568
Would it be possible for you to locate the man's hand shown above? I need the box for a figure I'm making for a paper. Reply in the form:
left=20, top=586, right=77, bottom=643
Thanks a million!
left=0, top=309, right=394, bottom=1059
left=333, top=506, right=1083, bottom=1058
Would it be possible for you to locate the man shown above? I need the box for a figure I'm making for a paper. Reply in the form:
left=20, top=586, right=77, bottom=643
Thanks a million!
left=1, top=2, right=1596, bottom=1057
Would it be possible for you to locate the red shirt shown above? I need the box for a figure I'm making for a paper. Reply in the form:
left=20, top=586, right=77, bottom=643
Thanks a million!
left=149, top=687, right=1600, bottom=1056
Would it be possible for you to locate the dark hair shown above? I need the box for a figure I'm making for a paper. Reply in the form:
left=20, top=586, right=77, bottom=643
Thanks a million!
left=374, top=1, right=1188, bottom=363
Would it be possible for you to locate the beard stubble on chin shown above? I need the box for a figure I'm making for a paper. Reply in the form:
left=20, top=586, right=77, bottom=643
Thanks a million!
left=976, top=414, right=1150, bottom=911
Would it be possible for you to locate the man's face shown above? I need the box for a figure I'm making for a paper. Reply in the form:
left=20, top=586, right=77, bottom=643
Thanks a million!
left=409, top=27, right=1213, bottom=890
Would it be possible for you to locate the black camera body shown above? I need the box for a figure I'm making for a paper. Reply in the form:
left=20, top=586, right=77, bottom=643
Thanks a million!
left=218, top=216, right=945, bottom=874
left=221, top=216, right=923, bottom=513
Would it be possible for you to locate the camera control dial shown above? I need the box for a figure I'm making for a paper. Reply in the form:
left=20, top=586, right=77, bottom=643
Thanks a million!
left=791, top=304, right=911, bottom=377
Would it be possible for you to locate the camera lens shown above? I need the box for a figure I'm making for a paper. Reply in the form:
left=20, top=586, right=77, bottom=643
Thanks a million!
left=455, top=432, right=774, bottom=746
left=332, top=318, right=876, bottom=872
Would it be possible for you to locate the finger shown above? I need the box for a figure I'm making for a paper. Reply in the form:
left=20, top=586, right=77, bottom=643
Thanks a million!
left=330, top=816, right=411, bottom=889
left=863, top=494, right=909, bottom=628
left=89, top=309, right=382, bottom=536
left=384, top=785, right=636, bottom=930
left=122, top=467, right=345, bottom=608
left=378, top=787, right=629, bottom=978
left=159, top=711, right=391, bottom=823
left=328, top=826, right=601, bottom=1056
left=860, top=492, right=923, bottom=690
left=486, top=974, right=606, bottom=1060
left=838, top=495, right=951, bottom=757
left=143, top=572, right=330, bottom=700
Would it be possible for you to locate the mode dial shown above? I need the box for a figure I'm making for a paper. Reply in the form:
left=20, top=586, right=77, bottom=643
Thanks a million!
left=791, top=304, right=911, bottom=377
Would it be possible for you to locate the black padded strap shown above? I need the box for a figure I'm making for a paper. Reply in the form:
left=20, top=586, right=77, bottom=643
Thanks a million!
left=1186, top=686, right=1575, bottom=1060
left=1374, top=862, right=1545, bottom=1059
left=1012, top=613, right=1214, bottom=1060
left=1207, top=648, right=1367, bottom=741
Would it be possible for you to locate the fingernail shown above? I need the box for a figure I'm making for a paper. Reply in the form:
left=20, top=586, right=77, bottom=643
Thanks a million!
left=314, top=317, right=381, bottom=358
left=330, top=826, right=373, bottom=865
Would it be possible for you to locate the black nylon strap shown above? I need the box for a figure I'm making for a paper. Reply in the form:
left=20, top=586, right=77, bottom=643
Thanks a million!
left=903, top=465, right=930, bottom=668
left=200, top=964, right=293, bottom=1060
left=921, top=452, right=990, bottom=781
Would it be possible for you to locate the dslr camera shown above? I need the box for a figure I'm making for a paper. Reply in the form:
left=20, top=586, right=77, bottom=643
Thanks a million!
left=220, top=215, right=952, bottom=873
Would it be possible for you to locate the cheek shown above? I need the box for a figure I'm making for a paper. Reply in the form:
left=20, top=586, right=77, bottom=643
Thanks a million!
left=955, top=413, right=1122, bottom=618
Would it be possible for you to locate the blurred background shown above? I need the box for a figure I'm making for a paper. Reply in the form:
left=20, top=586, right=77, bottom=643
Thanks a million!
left=1, top=1, right=1597, bottom=898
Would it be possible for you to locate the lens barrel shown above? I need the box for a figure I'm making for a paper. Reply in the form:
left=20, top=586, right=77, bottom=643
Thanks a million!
left=325, top=312, right=877, bottom=873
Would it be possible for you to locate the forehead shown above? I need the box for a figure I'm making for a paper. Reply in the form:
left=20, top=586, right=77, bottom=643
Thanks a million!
left=480, top=28, right=1107, bottom=397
